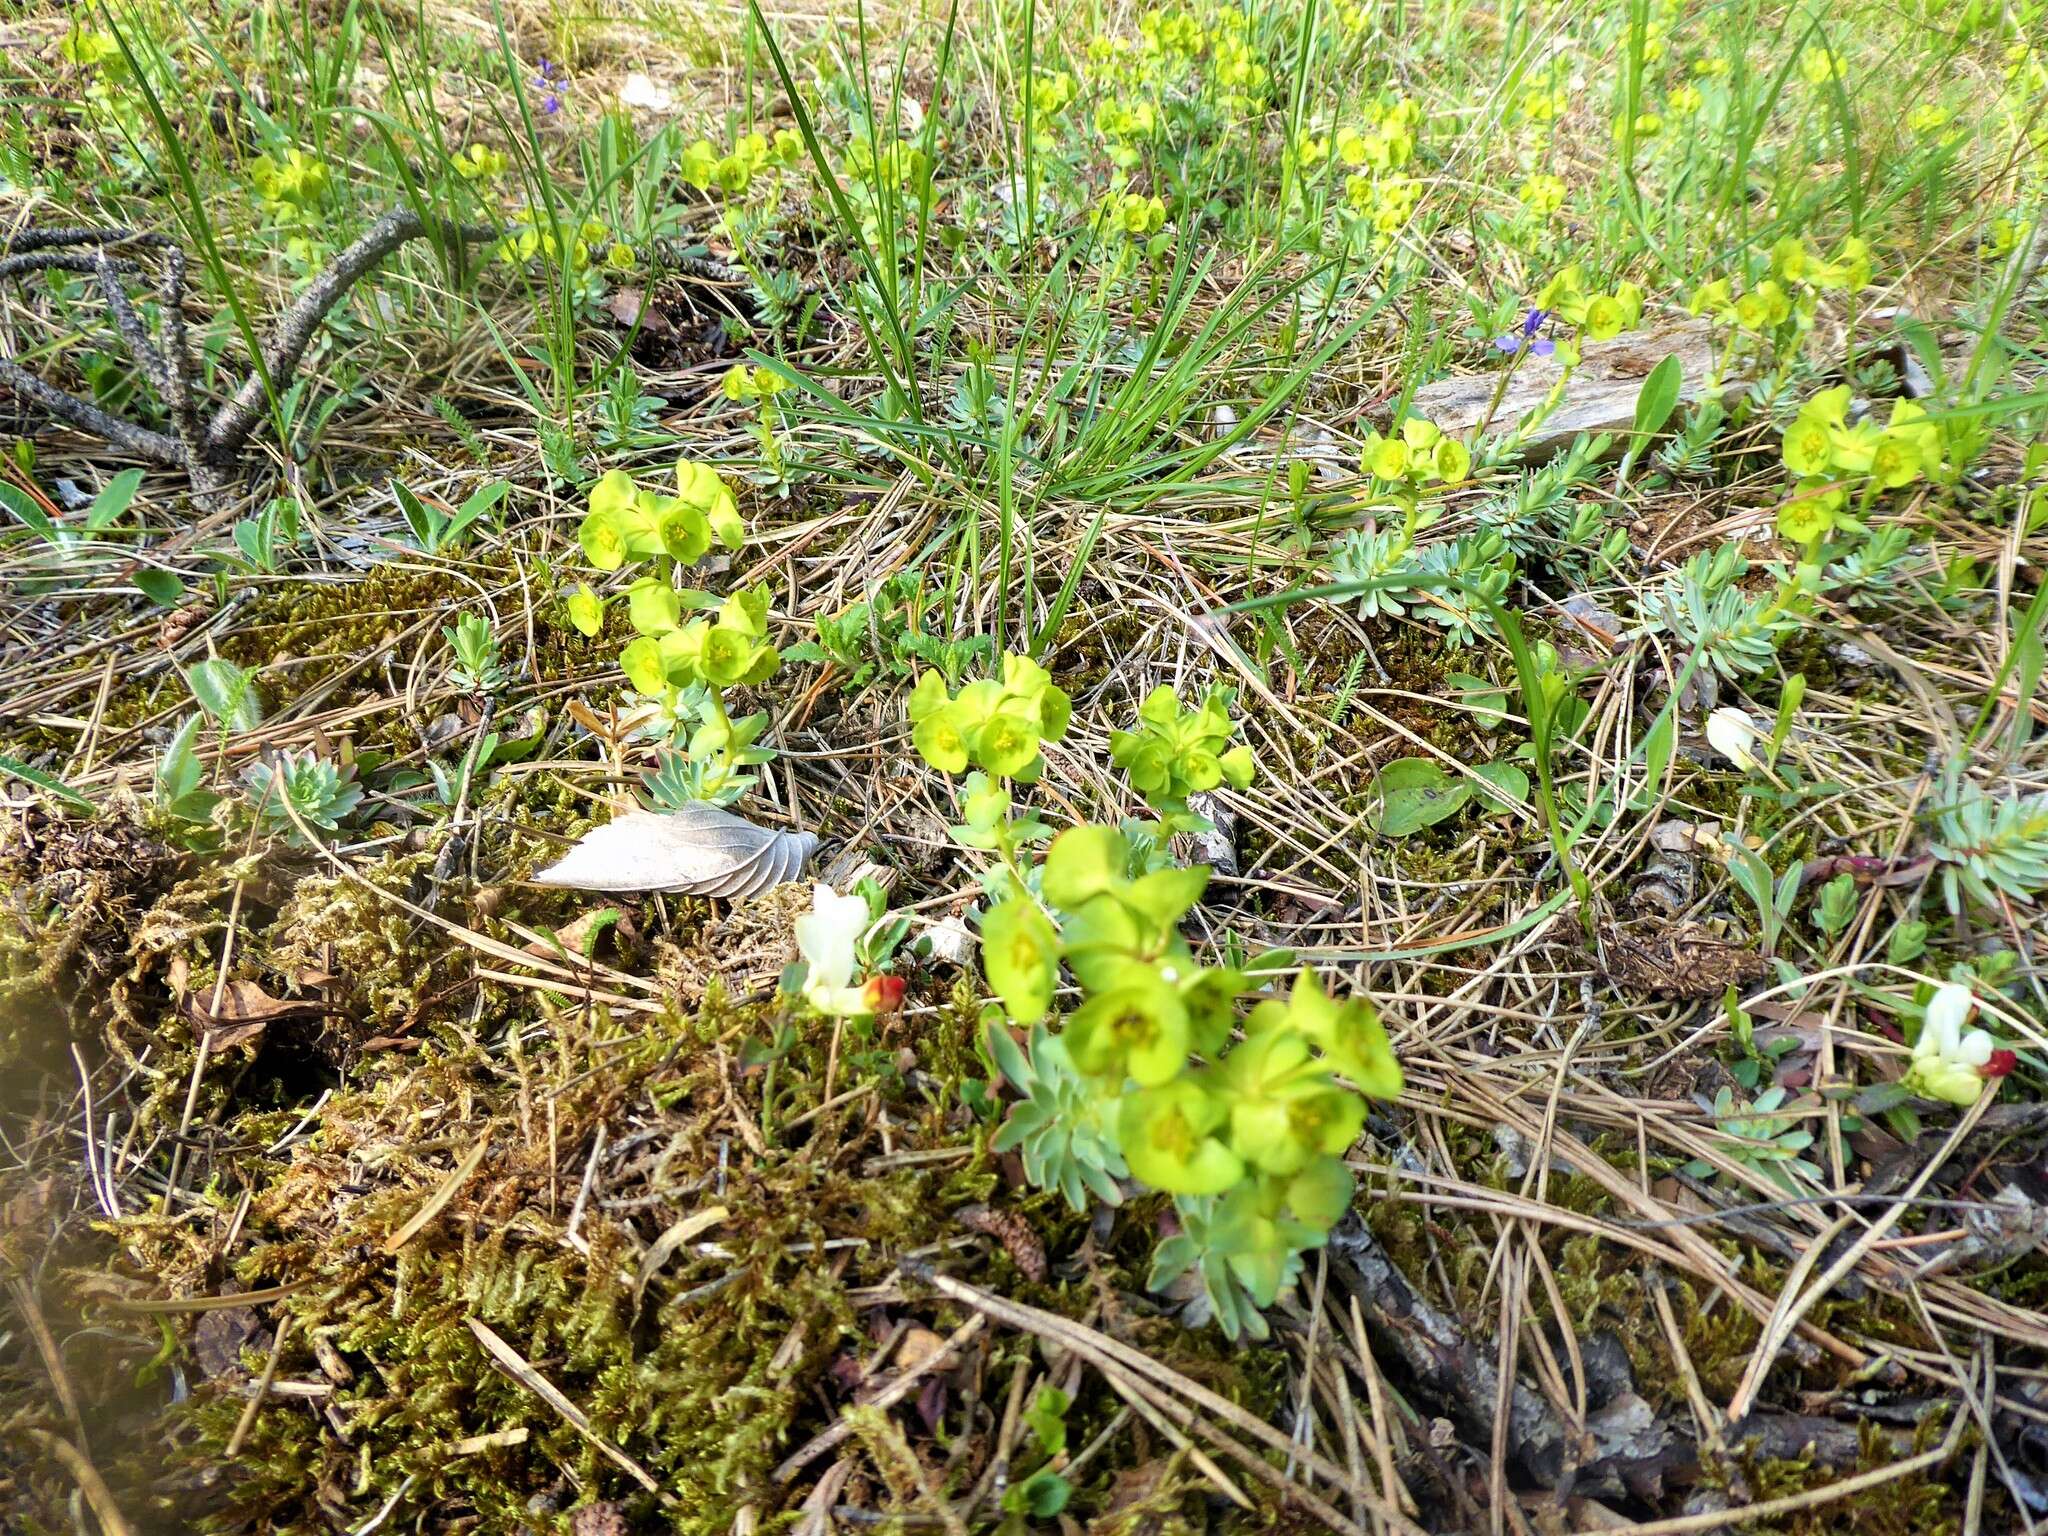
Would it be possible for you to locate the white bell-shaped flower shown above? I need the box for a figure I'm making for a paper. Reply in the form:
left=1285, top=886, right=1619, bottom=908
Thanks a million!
left=1705, top=706, right=1762, bottom=771
left=1905, top=982, right=1994, bottom=1105
left=795, top=883, right=873, bottom=1015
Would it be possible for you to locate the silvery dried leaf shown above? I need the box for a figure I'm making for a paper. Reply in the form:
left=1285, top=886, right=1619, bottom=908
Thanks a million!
left=534, top=805, right=818, bottom=898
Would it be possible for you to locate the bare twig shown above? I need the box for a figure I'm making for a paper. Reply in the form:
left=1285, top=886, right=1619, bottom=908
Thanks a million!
left=0, top=209, right=494, bottom=496
left=94, top=252, right=170, bottom=394
left=3, top=226, right=171, bottom=255
left=464, top=1317, right=667, bottom=1499
left=224, top=1313, right=293, bottom=1458
left=5, top=1277, right=86, bottom=1444
left=0, top=358, right=183, bottom=464
left=773, top=1314, right=987, bottom=1481
left=203, top=207, right=494, bottom=466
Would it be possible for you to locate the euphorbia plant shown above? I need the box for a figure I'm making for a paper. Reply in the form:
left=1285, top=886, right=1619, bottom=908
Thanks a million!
left=1776, top=385, right=1944, bottom=553
left=916, top=660, right=1402, bottom=1338
left=573, top=460, right=780, bottom=804
left=981, top=824, right=1402, bottom=1338
left=1535, top=264, right=1644, bottom=344
left=907, top=654, right=1071, bottom=781
left=1109, top=683, right=1256, bottom=832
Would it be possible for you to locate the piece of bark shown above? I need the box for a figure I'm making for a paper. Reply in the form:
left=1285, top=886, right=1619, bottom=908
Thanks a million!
left=1408, top=318, right=1734, bottom=462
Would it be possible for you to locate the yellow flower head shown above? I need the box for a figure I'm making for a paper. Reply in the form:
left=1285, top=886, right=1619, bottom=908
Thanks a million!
left=1518, top=173, right=1567, bottom=215
left=454, top=144, right=509, bottom=181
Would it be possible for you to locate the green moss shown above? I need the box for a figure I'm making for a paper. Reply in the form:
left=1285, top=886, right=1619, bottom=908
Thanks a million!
left=260, top=850, right=444, bottom=1037
left=1707, top=1419, right=1962, bottom=1535
left=129, top=978, right=1017, bottom=1533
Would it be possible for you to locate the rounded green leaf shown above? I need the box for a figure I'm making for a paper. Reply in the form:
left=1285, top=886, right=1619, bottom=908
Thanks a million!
left=626, top=579, right=682, bottom=636
left=135, top=570, right=185, bottom=607
left=1471, top=761, right=1530, bottom=813
left=1286, top=1156, right=1356, bottom=1230
left=578, top=504, right=630, bottom=571
left=1119, top=1081, right=1244, bottom=1195
left=971, top=705, right=1043, bottom=778
left=913, top=705, right=972, bottom=775
left=1367, top=757, right=1470, bottom=837
left=1043, top=825, right=1127, bottom=910
left=618, top=636, right=668, bottom=695
left=1068, top=979, right=1189, bottom=1085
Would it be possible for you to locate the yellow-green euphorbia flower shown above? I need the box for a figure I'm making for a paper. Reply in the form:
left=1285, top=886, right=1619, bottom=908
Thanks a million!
left=1120, top=1080, right=1246, bottom=1194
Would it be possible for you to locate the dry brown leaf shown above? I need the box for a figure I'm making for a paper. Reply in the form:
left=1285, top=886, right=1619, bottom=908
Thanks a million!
left=182, top=979, right=335, bottom=1051
left=1599, top=922, right=1767, bottom=999
left=191, top=1308, right=262, bottom=1380
left=604, top=287, right=666, bottom=336
left=524, top=906, right=641, bottom=962
left=891, top=1326, right=948, bottom=1374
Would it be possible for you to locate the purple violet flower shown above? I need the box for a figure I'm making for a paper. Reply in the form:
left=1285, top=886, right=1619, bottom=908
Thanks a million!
left=1492, top=306, right=1555, bottom=357
left=533, top=57, right=569, bottom=115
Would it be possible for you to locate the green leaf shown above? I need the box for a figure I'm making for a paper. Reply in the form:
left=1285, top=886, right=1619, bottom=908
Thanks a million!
left=1043, top=824, right=1126, bottom=909
left=1855, top=1082, right=1911, bottom=1114
left=986, top=1020, right=1035, bottom=1093
left=233, top=516, right=271, bottom=570
left=0, top=481, right=59, bottom=543
left=1446, top=671, right=1509, bottom=725
left=187, top=659, right=263, bottom=733
left=2010, top=622, right=2044, bottom=755
left=1814, top=872, right=1857, bottom=937
left=85, top=468, right=146, bottom=533
left=1774, top=864, right=1803, bottom=921
left=156, top=714, right=205, bottom=804
left=0, top=752, right=96, bottom=812
left=981, top=897, right=1059, bottom=1025
left=393, top=481, right=440, bottom=551
left=1022, top=1385, right=1070, bottom=1455
left=1240, top=947, right=1297, bottom=978
left=1001, top=1471, right=1071, bottom=1518
left=1471, top=760, right=1530, bottom=812
left=1367, top=757, right=1470, bottom=836
left=445, top=478, right=509, bottom=545
left=1772, top=673, right=1806, bottom=762
left=1632, top=705, right=1677, bottom=810
left=1632, top=353, right=1684, bottom=439
left=135, top=570, right=185, bottom=607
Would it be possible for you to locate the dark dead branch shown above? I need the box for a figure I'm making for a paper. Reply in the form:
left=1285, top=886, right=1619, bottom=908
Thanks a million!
left=1322, top=1216, right=1925, bottom=1504
left=0, top=209, right=495, bottom=501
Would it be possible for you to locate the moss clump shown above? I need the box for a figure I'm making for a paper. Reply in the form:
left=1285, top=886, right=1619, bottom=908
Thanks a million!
left=0, top=806, right=179, bottom=1051
left=260, top=850, right=444, bottom=1043
left=219, top=566, right=478, bottom=710
left=106, top=970, right=1042, bottom=1533
left=171, top=1218, right=825, bottom=1533
left=164, top=1146, right=995, bottom=1533
left=1707, top=1419, right=1961, bottom=1535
